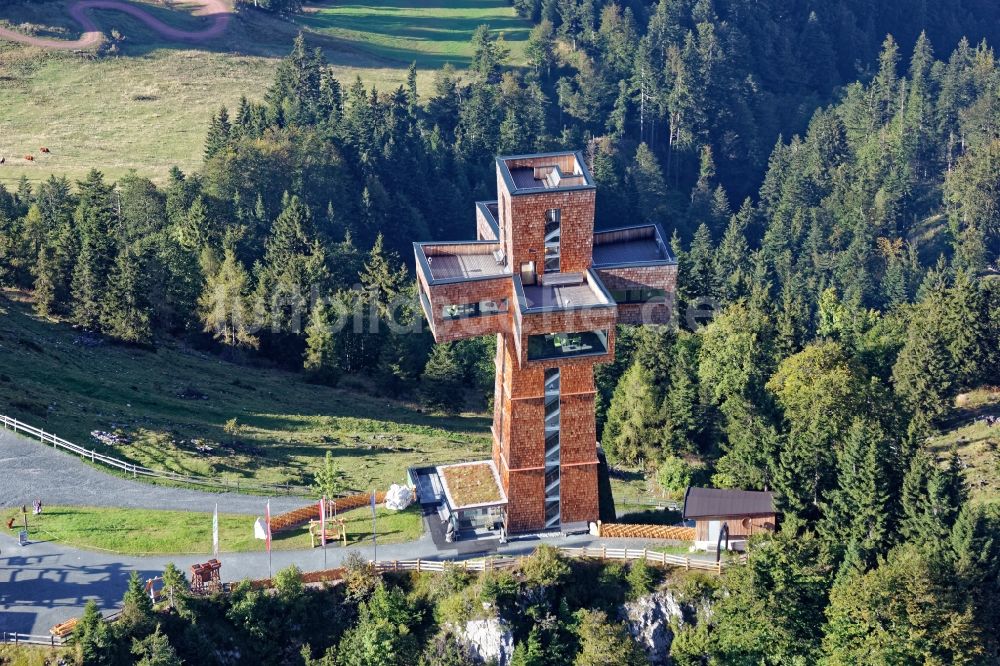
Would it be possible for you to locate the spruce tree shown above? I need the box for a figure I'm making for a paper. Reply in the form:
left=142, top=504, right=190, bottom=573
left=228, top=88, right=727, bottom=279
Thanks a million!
left=303, top=299, right=339, bottom=384
left=420, top=344, right=465, bottom=412
left=100, top=246, right=153, bottom=344
left=602, top=362, right=659, bottom=466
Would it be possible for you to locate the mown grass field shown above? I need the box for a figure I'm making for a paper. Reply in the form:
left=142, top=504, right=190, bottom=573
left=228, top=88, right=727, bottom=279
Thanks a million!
left=5, top=503, right=423, bottom=555
left=0, top=293, right=491, bottom=492
left=0, top=0, right=530, bottom=186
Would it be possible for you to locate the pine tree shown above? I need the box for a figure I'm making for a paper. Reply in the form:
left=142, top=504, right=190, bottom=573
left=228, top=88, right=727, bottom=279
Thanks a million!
left=74, top=599, right=111, bottom=665
left=198, top=248, right=258, bottom=349
left=602, top=362, right=658, bottom=466
left=120, top=570, right=155, bottom=636
left=629, top=143, right=668, bottom=227
left=204, top=106, right=231, bottom=160
left=303, top=299, right=339, bottom=384
left=70, top=170, right=115, bottom=330
left=32, top=244, right=59, bottom=317
left=421, top=344, right=465, bottom=412
left=661, top=333, right=703, bottom=454
left=820, top=419, right=896, bottom=570
left=132, top=625, right=181, bottom=666
left=100, top=246, right=153, bottom=344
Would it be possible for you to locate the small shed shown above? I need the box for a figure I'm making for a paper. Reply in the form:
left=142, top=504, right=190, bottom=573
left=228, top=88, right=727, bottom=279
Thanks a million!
left=682, top=486, right=777, bottom=550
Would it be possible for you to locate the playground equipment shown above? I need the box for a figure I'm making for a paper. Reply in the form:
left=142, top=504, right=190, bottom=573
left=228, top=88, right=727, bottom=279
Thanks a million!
left=309, top=517, right=347, bottom=548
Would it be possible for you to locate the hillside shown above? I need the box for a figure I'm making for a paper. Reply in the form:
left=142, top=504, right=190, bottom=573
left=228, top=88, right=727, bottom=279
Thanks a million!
left=0, top=292, right=491, bottom=492
left=929, top=387, right=1000, bottom=504
left=0, top=0, right=531, bottom=186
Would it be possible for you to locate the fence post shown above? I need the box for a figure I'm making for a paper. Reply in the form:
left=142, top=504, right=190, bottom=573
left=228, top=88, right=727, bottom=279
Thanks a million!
left=685, top=556, right=690, bottom=571
left=643, top=548, right=648, bottom=562
left=602, top=544, right=606, bottom=559
left=416, top=560, right=421, bottom=573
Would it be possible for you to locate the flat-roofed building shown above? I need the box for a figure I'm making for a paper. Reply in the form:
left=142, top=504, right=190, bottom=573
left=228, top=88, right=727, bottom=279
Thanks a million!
left=415, top=150, right=678, bottom=533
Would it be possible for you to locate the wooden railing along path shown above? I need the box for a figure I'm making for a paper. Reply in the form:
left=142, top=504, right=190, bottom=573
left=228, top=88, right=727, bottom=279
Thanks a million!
left=597, top=522, right=696, bottom=540
left=268, top=492, right=388, bottom=532
left=0, top=414, right=308, bottom=496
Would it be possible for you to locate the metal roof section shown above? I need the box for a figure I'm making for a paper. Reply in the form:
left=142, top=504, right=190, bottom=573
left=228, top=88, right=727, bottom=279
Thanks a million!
left=682, top=486, right=777, bottom=520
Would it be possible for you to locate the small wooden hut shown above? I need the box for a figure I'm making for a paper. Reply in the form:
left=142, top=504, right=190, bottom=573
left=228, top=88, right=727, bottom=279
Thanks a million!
left=682, top=486, right=777, bottom=550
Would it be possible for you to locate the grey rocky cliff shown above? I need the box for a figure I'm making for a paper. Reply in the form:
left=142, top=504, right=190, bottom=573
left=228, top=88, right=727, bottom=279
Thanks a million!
left=621, top=590, right=689, bottom=665
left=450, top=616, right=514, bottom=666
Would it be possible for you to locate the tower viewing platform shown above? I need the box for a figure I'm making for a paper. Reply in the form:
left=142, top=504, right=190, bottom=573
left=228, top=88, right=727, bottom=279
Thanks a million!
left=414, top=150, right=678, bottom=534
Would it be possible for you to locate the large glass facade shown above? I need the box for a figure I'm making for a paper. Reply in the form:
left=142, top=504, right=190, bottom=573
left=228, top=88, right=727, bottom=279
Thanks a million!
left=544, top=209, right=560, bottom=272
left=527, top=330, right=610, bottom=361
left=544, top=368, right=560, bottom=528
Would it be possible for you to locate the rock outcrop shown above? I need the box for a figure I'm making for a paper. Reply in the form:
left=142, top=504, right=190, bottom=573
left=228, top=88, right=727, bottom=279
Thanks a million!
left=622, top=591, right=687, bottom=665
left=451, top=617, right=514, bottom=666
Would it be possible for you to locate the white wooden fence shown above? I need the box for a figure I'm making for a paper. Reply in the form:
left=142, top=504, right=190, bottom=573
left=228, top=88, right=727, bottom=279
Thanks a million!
left=0, top=414, right=307, bottom=496
left=371, top=545, right=737, bottom=575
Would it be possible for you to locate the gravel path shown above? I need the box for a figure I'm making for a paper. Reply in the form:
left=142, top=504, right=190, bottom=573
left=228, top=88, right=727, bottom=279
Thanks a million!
left=0, top=0, right=231, bottom=50
left=0, top=429, right=309, bottom=515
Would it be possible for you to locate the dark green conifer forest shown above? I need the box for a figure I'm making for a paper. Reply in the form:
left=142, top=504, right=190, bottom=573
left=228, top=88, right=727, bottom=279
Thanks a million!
left=2, top=0, right=1000, bottom=662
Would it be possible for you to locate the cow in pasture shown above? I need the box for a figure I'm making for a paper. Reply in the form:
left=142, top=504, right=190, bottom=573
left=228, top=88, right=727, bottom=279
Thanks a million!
left=0, top=157, right=5, bottom=164
left=24, top=155, right=34, bottom=161
left=40, top=147, right=50, bottom=153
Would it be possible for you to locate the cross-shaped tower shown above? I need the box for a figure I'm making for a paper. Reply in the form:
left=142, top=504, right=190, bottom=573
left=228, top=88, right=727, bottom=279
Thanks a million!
left=415, top=151, right=677, bottom=534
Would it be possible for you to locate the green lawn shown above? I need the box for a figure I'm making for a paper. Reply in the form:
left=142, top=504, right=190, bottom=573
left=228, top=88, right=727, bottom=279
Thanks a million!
left=0, top=294, right=490, bottom=493
left=6, top=503, right=424, bottom=555
left=296, top=0, right=530, bottom=69
left=0, top=0, right=529, bottom=187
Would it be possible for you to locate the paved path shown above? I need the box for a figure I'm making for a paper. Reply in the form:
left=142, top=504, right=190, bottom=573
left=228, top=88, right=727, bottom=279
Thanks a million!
left=0, top=528, right=676, bottom=637
left=0, top=0, right=231, bottom=50
left=0, top=429, right=309, bottom=515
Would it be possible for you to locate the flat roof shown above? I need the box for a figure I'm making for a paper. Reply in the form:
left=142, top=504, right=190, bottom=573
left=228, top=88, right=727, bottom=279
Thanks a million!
left=497, top=151, right=596, bottom=195
left=682, top=486, right=776, bottom=520
left=592, top=224, right=675, bottom=268
left=415, top=242, right=509, bottom=284
left=516, top=270, right=615, bottom=312
left=437, top=461, right=507, bottom=510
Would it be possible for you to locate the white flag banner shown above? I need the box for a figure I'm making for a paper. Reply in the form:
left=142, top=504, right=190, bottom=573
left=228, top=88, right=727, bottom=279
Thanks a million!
left=212, top=503, right=219, bottom=558
left=253, top=517, right=268, bottom=540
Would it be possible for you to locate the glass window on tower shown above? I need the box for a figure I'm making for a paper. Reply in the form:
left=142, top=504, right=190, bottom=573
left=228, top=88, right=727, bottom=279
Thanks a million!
left=544, top=209, right=560, bottom=272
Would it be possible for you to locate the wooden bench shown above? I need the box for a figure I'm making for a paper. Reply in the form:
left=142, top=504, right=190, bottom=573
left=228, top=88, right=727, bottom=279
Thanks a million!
left=50, top=617, right=78, bottom=638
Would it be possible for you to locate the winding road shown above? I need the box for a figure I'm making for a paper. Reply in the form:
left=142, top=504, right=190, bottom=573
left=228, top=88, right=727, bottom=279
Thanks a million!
left=0, top=0, right=231, bottom=50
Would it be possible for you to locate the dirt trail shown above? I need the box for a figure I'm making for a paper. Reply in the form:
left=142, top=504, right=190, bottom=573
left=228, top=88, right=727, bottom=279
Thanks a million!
left=0, top=0, right=231, bottom=49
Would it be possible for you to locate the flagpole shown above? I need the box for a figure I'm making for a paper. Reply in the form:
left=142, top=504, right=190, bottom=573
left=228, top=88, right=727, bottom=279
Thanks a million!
left=371, top=489, right=377, bottom=563
left=266, top=499, right=272, bottom=579
left=213, top=503, right=219, bottom=560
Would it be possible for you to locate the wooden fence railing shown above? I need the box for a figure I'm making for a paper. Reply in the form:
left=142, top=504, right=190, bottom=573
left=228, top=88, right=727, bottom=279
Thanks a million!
left=597, top=523, right=696, bottom=540
left=0, top=414, right=308, bottom=496
left=269, top=492, right=388, bottom=532
left=0, top=631, right=65, bottom=647
left=370, top=545, right=733, bottom=575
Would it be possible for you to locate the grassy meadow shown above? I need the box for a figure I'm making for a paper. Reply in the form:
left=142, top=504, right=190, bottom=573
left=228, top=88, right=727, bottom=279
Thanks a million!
left=0, top=293, right=491, bottom=493
left=0, top=0, right=531, bottom=186
left=5, top=503, right=424, bottom=555
left=928, top=387, right=1000, bottom=504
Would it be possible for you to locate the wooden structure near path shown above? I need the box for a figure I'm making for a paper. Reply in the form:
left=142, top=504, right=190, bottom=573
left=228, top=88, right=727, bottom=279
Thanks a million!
left=190, top=559, right=221, bottom=594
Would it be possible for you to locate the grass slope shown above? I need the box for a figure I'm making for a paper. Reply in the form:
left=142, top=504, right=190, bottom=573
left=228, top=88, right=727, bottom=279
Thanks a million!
left=928, top=387, right=1000, bottom=504
left=5, top=503, right=423, bottom=555
left=0, top=293, right=491, bottom=492
left=0, top=0, right=530, bottom=186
